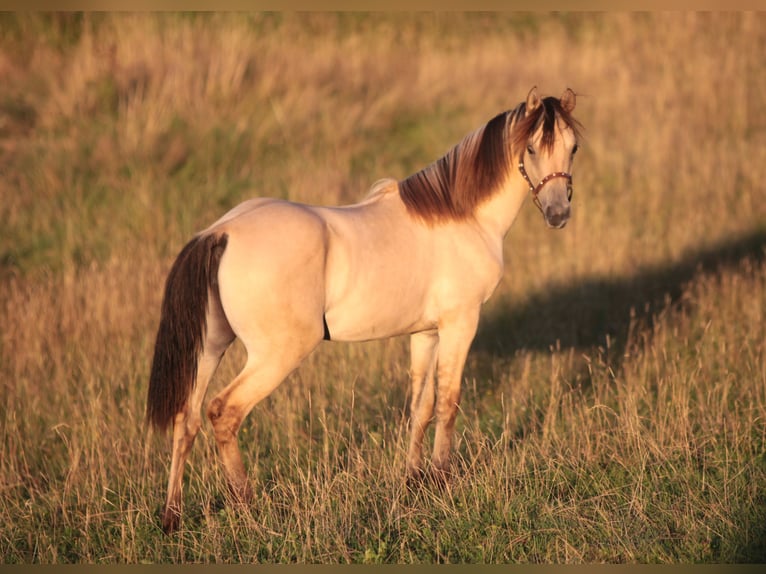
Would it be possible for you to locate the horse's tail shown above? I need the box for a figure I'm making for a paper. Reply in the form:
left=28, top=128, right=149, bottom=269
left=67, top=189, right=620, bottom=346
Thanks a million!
left=146, top=232, right=229, bottom=433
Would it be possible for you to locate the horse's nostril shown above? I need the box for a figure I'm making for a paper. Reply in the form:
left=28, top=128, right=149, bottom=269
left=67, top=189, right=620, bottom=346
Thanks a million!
left=545, top=205, right=570, bottom=228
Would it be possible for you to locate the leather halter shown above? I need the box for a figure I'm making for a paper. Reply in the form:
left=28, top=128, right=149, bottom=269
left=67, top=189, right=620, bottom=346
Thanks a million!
left=518, top=157, right=573, bottom=214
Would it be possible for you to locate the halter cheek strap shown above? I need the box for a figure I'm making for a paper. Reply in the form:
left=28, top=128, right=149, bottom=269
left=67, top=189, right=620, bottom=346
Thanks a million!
left=518, top=158, right=573, bottom=214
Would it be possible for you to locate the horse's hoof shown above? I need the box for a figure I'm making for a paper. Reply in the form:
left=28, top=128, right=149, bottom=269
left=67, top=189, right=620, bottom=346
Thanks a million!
left=161, top=506, right=181, bottom=534
left=406, top=467, right=425, bottom=490
left=228, top=480, right=254, bottom=505
left=427, top=466, right=453, bottom=489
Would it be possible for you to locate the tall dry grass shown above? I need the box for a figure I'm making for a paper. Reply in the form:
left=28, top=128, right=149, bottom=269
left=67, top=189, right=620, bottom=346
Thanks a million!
left=1, top=12, right=765, bottom=562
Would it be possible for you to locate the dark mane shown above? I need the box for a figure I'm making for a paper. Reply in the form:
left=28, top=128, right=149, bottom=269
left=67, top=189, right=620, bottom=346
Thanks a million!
left=398, top=94, right=582, bottom=224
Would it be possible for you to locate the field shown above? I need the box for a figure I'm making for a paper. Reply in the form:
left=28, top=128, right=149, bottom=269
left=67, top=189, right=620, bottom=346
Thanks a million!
left=1, top=13, right=765, bottom=563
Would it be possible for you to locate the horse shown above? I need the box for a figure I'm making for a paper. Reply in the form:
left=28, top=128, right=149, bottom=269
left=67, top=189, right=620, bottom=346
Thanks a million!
left=147, top=86, right=583, bottom=533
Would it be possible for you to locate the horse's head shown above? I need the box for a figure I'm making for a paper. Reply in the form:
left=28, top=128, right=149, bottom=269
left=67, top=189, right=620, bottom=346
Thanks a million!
left=513, top=87, right=582, bottom=229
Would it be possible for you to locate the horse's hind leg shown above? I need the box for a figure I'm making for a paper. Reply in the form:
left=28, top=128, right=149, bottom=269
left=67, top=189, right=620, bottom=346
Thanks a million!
left=206, top=331, right=322, bottom=503
left=162, top=306, right=234, bottom=533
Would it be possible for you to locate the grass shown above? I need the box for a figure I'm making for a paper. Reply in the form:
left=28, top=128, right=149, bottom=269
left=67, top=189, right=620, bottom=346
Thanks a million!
left=1, top=12, right=765, bottom=563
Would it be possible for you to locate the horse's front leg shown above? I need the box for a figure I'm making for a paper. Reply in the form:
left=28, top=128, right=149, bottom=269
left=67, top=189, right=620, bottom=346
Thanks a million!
left=406, top=329, right=439, bottom=479
left=431, top=309, right=480, bottom=478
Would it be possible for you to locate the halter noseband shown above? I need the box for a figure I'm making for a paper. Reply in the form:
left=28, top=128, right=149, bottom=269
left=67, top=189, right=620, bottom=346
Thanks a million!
left=518, top=157, right=573, bottom=214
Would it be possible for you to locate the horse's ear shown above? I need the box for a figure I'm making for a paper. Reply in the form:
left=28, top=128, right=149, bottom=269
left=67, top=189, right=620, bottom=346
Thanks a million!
left=560, top=88, right=576, bottom=113
left=526, top=86, right=541, bottom=113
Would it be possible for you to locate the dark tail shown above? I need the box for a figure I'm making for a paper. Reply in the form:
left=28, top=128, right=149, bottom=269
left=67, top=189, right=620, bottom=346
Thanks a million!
left=146, top=232, right=228, bottom=433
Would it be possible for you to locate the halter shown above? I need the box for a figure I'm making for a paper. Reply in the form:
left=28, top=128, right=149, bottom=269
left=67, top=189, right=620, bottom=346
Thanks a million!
left=518, top=157, right=573, bottom=214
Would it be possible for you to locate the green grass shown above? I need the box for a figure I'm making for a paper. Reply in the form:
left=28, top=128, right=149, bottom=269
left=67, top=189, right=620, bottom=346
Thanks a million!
left=1, top=12, right=765, bottom=563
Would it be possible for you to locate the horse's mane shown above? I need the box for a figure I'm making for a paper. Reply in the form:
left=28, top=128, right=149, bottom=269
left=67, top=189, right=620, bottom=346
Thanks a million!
left=398, top=95, right=583, bottom=224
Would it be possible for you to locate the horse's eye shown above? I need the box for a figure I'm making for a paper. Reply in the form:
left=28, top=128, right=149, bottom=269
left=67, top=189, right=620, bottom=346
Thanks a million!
left=572, top=144, right=579, bottom=156
left=526, top=144, right=535, bottom=156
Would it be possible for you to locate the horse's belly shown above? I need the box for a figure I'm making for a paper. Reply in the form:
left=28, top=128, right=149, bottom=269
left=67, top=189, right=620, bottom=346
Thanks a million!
left=323, top=287, right=433, bottom=342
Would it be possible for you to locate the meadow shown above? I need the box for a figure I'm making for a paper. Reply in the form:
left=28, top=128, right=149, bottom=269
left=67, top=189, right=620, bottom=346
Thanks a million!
left=0, top=12, right=764, bottom=563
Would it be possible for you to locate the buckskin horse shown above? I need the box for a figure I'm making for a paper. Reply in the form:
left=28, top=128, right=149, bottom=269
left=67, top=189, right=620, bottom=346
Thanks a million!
left=147, top=87, right=583, bottom=533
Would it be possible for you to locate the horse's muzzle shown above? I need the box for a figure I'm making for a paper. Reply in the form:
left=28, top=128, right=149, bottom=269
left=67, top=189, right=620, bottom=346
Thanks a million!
left=544, top=204, right=570, bottom=229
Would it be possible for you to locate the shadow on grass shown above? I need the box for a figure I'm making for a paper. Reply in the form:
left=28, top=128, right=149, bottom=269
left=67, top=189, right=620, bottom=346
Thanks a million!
left=469, top=227, right=766, bottom=563
left=473, top=227, right=766, bottom=369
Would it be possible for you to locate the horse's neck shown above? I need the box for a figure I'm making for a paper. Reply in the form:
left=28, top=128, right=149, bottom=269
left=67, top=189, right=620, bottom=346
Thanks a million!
left=473, top=172, right=529, bottom=240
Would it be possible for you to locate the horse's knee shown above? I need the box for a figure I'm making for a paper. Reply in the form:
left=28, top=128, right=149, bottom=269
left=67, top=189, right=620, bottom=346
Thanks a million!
left=172, top=410, right=201, bottom=445
left=207, top=397, right=230, bottom=432
left=185, top=413, right=202, bottom=437
left=207, top=397, right=241, bottom=443
left=435, top=396, right=460, bottom=427
left=207, top=396, right=224, bottom=423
